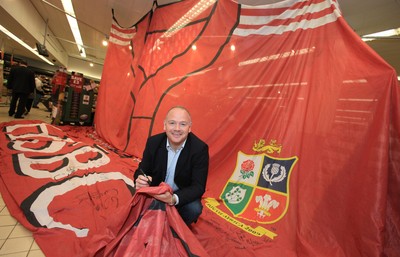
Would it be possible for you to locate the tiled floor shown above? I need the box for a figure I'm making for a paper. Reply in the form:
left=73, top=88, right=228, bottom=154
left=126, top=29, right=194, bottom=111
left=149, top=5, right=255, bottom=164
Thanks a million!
left=0, top=100, right=50, bottom=257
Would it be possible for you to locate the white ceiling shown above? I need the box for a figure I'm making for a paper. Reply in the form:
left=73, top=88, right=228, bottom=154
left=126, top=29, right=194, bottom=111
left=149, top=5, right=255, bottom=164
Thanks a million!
left=0, top=0, right=399, bottom=80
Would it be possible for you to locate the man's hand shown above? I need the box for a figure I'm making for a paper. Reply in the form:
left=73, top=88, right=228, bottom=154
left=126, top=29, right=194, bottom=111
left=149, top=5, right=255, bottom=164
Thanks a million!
left=135, top=175, right=152, bottom=189
left=153, top=192, right=175, bottom=205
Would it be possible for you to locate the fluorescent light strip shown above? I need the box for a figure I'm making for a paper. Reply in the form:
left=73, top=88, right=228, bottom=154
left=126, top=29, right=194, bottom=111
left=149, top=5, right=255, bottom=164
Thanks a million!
left=364, top=28, right=400, bottom=37
left=362, top=27, right=400, bottom=41
left=0, top=25, right=54, bottom=65
left=61, top=0, right=86, bottom=57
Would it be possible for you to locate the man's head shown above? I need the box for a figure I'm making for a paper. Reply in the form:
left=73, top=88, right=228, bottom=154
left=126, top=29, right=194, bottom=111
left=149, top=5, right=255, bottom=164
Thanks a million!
left=20, top=60, right=28, bottom=66
left=164, top=106, right=192, bottom=150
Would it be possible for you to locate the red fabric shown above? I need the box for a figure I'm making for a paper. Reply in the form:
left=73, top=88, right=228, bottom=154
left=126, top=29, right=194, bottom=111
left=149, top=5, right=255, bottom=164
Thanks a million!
left=0, top=121, right=137, bottom=257
left=0, top=0, right=399, bottom=256
left=0, top=121, right=208, bottom=256
left=95, top=0, right=400, bottom=256
left=95, top=14, right=151, bottom=153
left=97, top=183, right=209, bottom=257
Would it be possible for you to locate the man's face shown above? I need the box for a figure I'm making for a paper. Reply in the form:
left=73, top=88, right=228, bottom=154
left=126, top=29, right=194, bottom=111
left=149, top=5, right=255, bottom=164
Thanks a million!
left=164, top=108, right=192, bottom=150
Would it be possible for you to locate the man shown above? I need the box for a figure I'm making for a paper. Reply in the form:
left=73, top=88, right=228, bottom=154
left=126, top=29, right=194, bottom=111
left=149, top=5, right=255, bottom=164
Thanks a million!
left=7, top=60, right=35, bottom=118
left=134, top=106, right=209, bottom=225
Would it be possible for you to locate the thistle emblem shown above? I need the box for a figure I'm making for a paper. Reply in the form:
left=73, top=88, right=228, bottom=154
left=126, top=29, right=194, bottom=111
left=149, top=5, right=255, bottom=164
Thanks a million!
left=262, top=163, right=286, bottom=186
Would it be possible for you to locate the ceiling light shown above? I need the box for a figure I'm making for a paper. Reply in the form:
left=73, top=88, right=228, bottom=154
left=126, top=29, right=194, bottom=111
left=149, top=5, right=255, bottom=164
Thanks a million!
left=149, top=0, right=216, bottom=55
left=361, top=27, right=400, bottom=41
left=79, top=47, right=85, bottom=57
left=102, top=36, right=108, bottom=47
left=361, top=38, right=374, bottom=42
left=0, top=25, right=54, bottom=65
left=61, top=0, right=86, bottom=57
left=164, top=0, right=217, bottom=38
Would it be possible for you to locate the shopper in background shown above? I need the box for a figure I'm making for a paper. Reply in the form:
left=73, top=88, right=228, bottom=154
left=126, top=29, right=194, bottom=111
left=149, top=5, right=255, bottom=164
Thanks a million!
left=134, top=106, right=209, bottom=226
left=32, top=75, right=44, bottom=108
left=7, top=60, right=35, bottom=119
left=24, top=91, right=34, bottom=115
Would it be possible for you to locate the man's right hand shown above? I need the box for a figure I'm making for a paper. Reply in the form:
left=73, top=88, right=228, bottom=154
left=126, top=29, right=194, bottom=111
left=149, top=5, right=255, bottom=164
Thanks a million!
left=135, top=175, right=152, bottom=189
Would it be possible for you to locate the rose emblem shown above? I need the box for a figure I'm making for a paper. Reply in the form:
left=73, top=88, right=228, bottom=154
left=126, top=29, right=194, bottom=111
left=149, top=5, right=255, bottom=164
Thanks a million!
left=240, top=159, right=255, bottom=179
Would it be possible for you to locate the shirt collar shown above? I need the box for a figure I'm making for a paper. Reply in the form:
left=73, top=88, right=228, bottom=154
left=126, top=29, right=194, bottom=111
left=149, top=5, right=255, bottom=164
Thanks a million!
left=166, top=139, right=186, bottom=152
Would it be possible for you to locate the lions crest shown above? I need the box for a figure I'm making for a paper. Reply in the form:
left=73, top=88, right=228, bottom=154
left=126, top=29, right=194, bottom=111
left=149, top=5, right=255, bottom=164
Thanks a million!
left=220, top=151, right=298, bottom=224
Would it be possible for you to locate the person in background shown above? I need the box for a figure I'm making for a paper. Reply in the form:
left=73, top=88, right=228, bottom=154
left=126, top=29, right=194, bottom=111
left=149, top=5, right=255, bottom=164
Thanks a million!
left=24, top=90, right=34, bottom=115
left=134, top=106, right=209, bottom=226
left=7, top=60, right=35, bottom=119
left=32, top=75, right=44, bottom=108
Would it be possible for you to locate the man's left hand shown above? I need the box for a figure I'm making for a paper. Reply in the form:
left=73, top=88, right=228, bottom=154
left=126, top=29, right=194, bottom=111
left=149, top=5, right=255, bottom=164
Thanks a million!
left=153, top=192, right=175, bottom=205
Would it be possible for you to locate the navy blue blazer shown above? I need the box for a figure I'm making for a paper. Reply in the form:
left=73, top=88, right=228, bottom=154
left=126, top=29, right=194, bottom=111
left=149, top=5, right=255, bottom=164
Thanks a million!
left=134, top=132, right=209, bottom=207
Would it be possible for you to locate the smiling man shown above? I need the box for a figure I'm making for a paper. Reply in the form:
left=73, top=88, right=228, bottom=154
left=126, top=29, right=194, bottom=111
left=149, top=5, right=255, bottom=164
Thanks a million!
left=134, top=106, right=209, bottom=225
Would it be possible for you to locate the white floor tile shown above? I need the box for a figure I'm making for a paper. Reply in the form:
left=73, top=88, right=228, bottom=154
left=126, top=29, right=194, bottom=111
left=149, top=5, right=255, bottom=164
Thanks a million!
left=27, top=249, right=46, bottom=257
left=0, top=216, right=17, bottom=227
left=0, top=237, right=33, bottom=255
left=29, top=241, right=40, bottom=251
left=0, top=206, right=10, bottom=216
left=9, top=224, right=32, bottom=238
left=0, top=252, right=29, bottom=257
left=0, top=225, right=14, bottom=240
